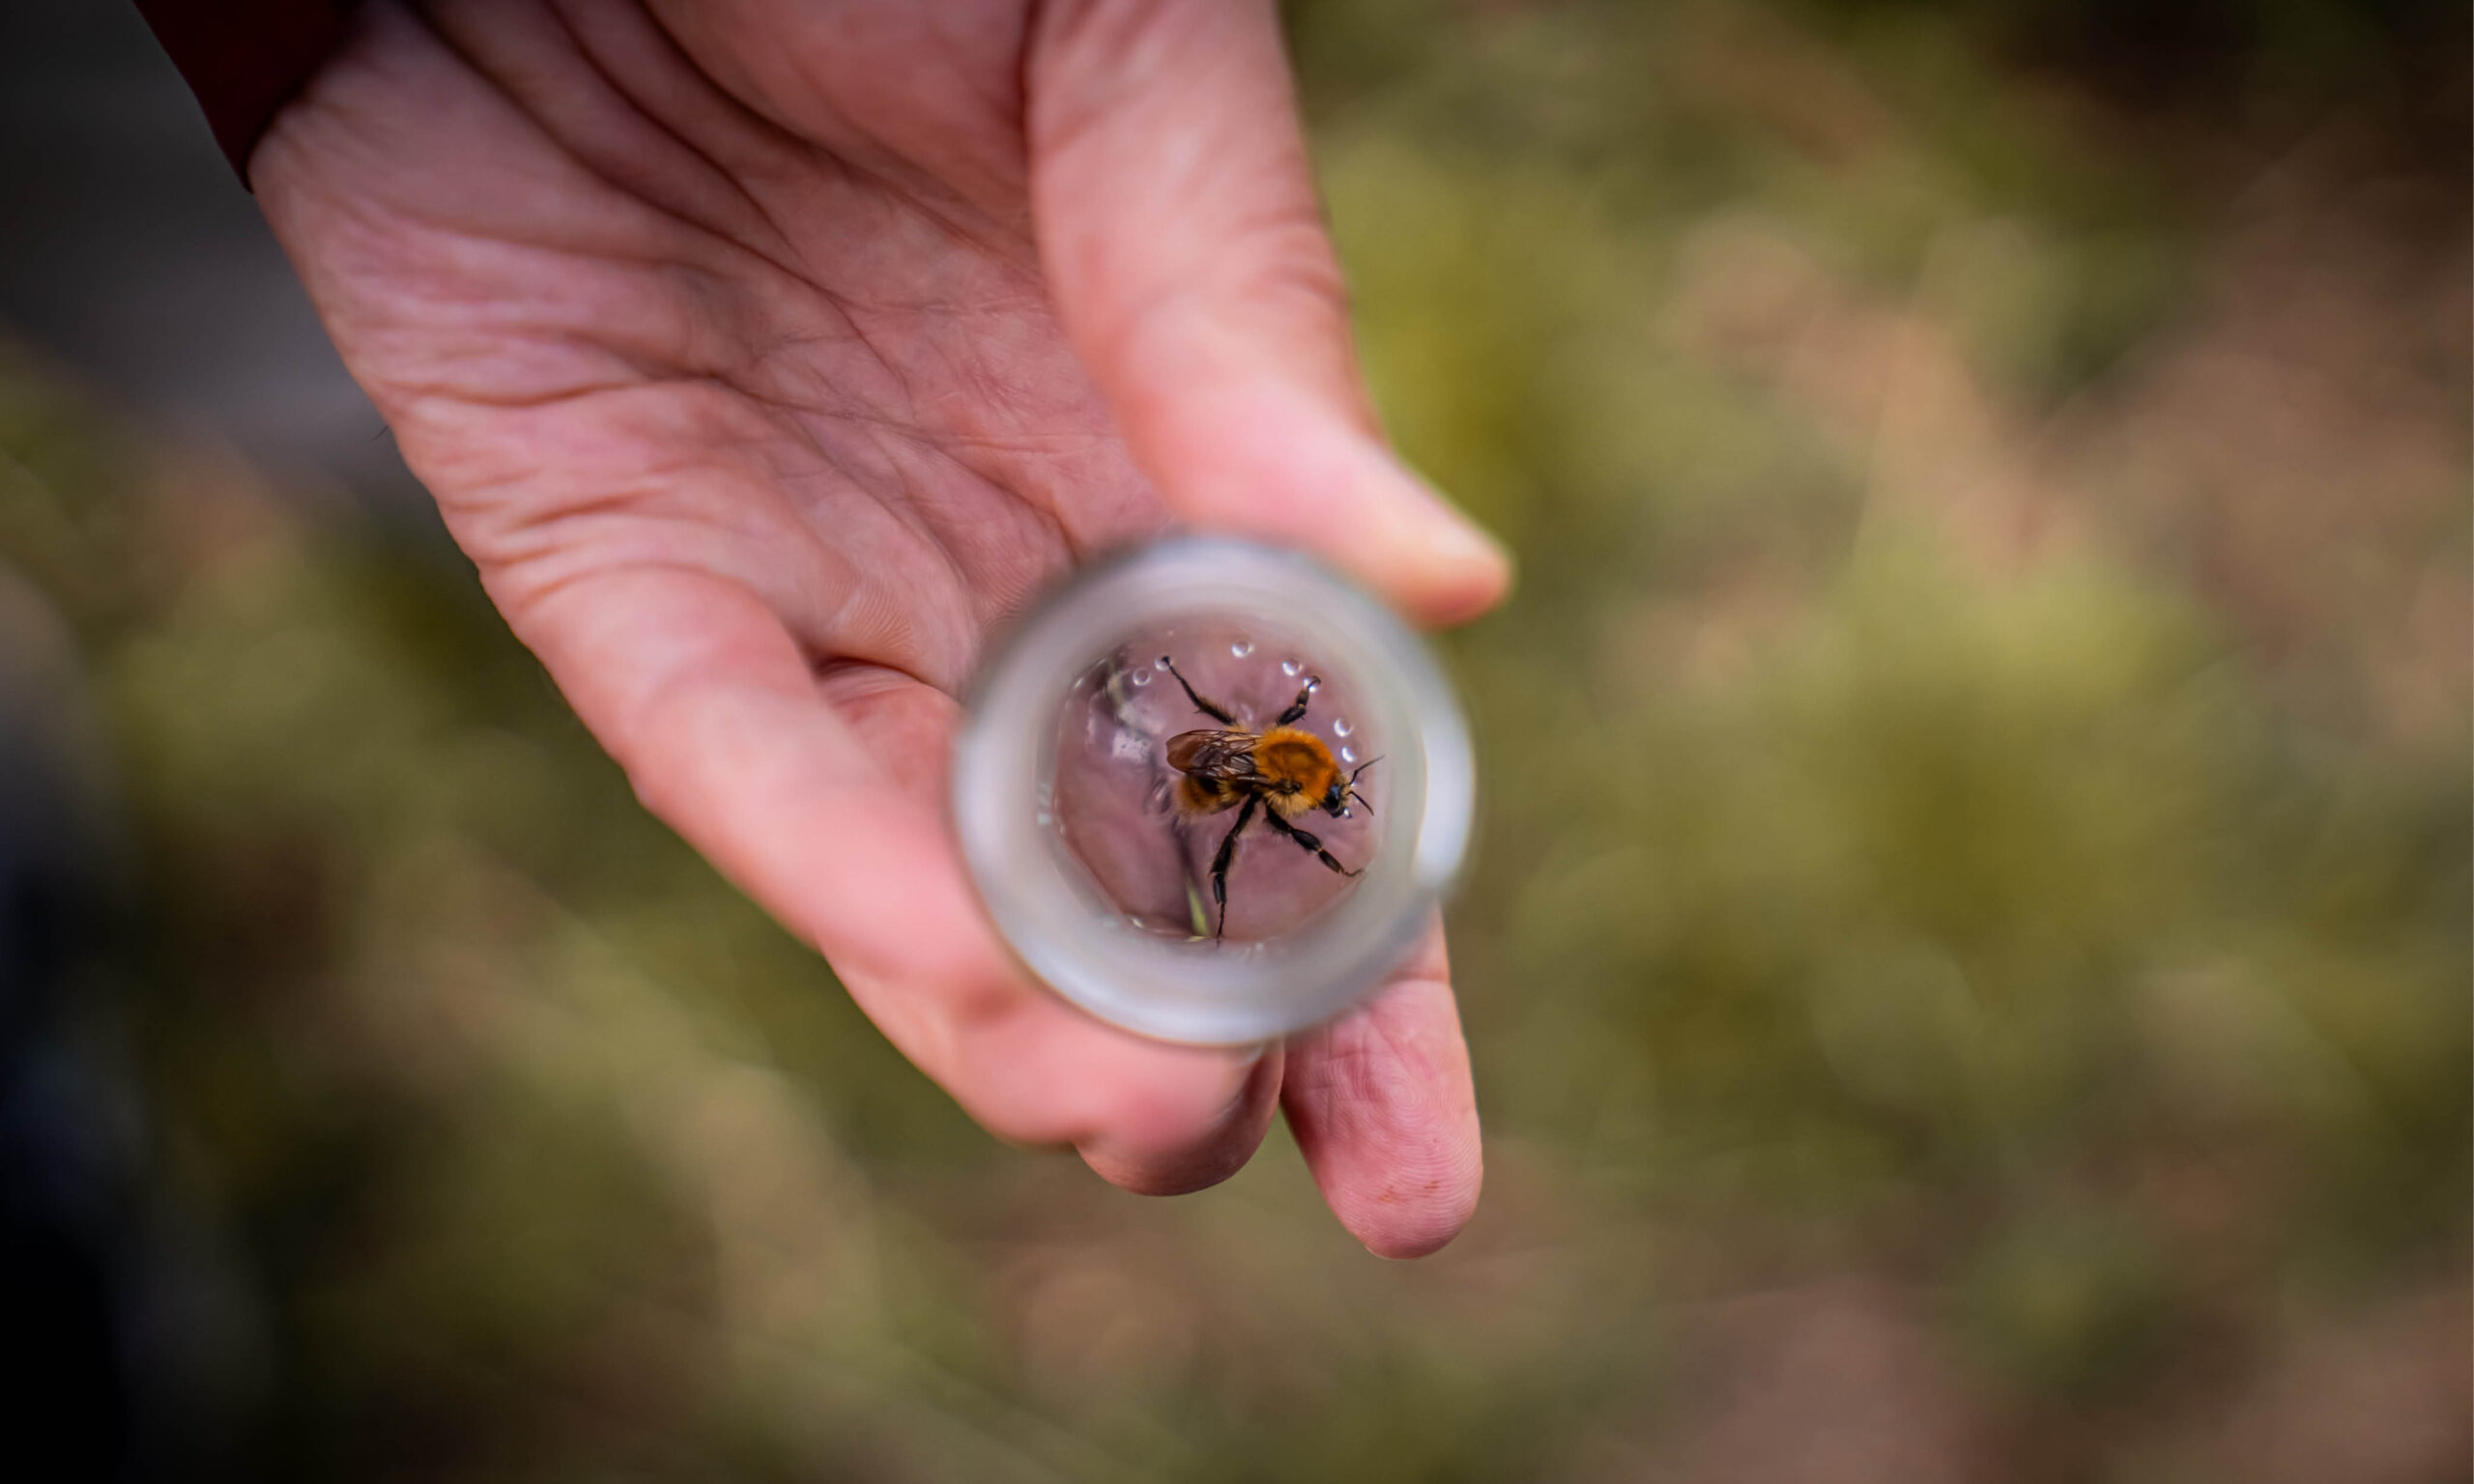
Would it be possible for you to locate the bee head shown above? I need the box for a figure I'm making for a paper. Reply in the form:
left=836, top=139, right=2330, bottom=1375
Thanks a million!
left=1325, top=756, right=1383, bottom=819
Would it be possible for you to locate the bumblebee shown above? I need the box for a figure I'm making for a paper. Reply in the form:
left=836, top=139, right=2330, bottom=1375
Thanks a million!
left=1160, top=655, right=1376, bottom=940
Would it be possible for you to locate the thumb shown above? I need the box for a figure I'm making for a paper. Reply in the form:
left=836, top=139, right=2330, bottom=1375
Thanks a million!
left=1024, top=0, right=1510, bottom=627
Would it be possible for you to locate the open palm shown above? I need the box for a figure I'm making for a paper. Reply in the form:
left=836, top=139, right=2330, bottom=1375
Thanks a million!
left=251, top=0, right=1507, bottom=1254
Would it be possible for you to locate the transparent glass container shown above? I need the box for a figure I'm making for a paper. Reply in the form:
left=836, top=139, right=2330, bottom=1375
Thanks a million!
left=952, top=537, right=1475, bottom=1044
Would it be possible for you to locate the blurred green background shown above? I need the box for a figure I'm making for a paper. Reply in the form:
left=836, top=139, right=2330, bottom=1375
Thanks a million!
left=0, top=0, right=2465, bottom=1478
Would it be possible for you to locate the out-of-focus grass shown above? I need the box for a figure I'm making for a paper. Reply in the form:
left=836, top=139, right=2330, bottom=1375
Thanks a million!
left=1, top=0, right=2464, bottom=1478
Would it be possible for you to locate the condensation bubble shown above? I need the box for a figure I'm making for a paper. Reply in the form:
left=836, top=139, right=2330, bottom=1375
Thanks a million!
left=1230, top=639, right=1255, bottom=658
left=1281, top=659, right=1304, bottom=677
left=1332, top=717, right=1354, bottom=738
left=1130, top=669, right=1151, bottom=686
left=1339, top=746, right=1357, bottom=764
left=1152, top=656, right=1169, bottom=671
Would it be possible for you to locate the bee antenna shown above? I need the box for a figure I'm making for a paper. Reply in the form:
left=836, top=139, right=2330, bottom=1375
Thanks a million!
left=1344, top=756, right=1383, bottom=818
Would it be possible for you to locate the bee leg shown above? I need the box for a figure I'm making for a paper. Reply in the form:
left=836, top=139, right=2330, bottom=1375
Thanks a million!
left=1160, top=656, right=1236, bottom=725
left=1274, top=675, right=1321, bottom=728
left=1209, top=794, right=1260, bottom=940
left=1264, top=810, right=1361, bottom=877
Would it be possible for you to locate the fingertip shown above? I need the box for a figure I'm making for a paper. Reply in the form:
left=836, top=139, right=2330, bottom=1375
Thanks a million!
left=1349, top=439, right=1515, bottom=629
left=1402, top=491, right=1515, bottom=629
left=1148, top=385, right=1514, bottom=630
left=1281, top=971, right=1484, bottom=1260
left=946, top=1004, right=1256, bottom=1138
left=1079, top=1042, right=1286, bottom=1196
left=1348, top=1148, right=1484, bottom=1260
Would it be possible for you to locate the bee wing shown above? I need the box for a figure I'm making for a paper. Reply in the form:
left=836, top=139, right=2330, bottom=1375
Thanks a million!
left=1165, top=728, right=1260, bottom=779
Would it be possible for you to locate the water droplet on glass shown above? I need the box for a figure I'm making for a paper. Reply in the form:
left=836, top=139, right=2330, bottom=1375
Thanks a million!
left=1152, top=656, right=1169, bottom=671
left=1280, top=659, right=1303, bottom=677
left=1230, top=639, right=1254, bottom=658
left=1332, top=717, right=1353, bottom=738
left=1129, top=669, right=1151, bottom=686
left=1339, top=747, right=1357, bottom=764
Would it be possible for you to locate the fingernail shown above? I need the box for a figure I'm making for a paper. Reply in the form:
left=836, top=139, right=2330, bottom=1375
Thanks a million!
left=1395, top=479, right=1514, bottom=620
left=1382, top=453, right=1513, bottom=595
left=1427, top=504, right=1514, bottom=589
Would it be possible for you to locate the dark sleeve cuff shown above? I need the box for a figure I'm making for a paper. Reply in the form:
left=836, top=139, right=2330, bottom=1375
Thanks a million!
left=134, top=0, right=359, bottom=182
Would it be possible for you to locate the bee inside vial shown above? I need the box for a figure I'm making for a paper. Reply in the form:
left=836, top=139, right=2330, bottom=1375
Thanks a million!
left=1159, top=655, right=1379, bottom=940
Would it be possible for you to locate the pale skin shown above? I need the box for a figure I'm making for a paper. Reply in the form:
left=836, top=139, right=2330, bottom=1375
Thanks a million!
left=247, top=0, right=1510, bottom=1256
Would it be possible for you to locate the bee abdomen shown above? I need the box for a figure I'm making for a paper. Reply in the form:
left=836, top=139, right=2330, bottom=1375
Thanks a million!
left=1177, top=774, right=1243, bottom=815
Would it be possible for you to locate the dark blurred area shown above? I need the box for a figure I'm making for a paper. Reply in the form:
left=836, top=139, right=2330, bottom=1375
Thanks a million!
left=0, top=0, right=415, bottom=498
left=0, top=0, right=2465, bottom=1479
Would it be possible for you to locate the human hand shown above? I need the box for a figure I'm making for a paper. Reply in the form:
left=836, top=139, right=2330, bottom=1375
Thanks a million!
left=249, top=0, right=1510, bottom=1254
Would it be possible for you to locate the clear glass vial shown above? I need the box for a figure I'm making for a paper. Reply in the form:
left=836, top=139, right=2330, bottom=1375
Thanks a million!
left=952, top=536, right=1475, bottom=1045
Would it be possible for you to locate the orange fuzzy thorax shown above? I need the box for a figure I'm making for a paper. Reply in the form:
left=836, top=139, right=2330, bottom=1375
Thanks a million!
left=1253, top=728, right=1340, bottom=816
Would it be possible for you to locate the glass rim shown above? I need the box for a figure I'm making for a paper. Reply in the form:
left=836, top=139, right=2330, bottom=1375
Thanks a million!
left=951, top=535, right=1474, bottom=1044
